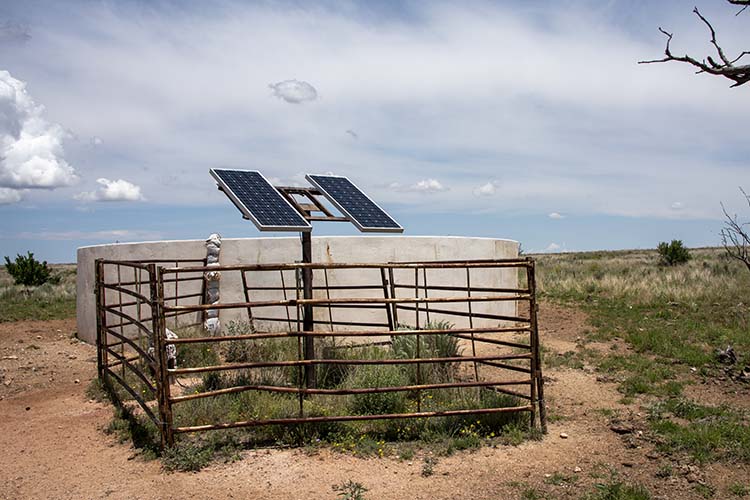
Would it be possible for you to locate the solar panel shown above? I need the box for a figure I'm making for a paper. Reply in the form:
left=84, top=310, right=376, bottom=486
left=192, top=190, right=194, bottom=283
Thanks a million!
left=210, top=169, right=312, bottom=232
left=306, top=174, right=403, bottom=233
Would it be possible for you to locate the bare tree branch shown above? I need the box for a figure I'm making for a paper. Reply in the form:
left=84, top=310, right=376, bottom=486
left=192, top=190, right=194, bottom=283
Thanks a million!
left=728, top=0, right=750, bottom=14
left=720, top=187, right=750, bottom=274
left=639, top=6, right=750, bottom=87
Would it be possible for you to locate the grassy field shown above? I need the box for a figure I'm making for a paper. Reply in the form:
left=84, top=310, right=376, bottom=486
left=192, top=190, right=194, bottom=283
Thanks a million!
left=0, top=263, right=77, bottom=322
left=5, top=248, right=749, bottom=497
left=535, top=247, right=750, bottom=469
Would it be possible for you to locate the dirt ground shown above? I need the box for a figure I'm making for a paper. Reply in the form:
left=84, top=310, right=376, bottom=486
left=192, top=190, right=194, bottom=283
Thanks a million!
left=1, top=303, right=748, bottom=500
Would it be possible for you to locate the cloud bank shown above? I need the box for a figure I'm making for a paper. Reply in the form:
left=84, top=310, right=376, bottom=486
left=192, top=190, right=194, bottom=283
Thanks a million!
left=0, top=1, right=746, bottom=223
left=0, top=70, right=77, bottom=191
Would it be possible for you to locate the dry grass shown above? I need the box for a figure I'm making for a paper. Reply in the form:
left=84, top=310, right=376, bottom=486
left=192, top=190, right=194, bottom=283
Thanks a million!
left=0, top=264, right=77, bottom=322
left=535, top=248, right=747, bottom=305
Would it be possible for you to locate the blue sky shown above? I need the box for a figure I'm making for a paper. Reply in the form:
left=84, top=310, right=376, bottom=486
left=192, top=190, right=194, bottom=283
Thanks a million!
left=0, top=0, right=748, bottom=262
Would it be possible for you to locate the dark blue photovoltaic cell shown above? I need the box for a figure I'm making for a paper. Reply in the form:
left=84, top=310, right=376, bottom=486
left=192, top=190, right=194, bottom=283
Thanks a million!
left=210, top=169, right=311, bottom=231
left=306, top=174, right=403, bottom=232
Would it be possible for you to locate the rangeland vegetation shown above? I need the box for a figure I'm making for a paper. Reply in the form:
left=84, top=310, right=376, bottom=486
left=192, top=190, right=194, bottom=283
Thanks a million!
left=114, top=319, right=532, bottom=472
left=0, top=262, right=76, bottom=322
left=536, top=247, right=750, bottom=489
left=5, top=246, right=750, bottom=498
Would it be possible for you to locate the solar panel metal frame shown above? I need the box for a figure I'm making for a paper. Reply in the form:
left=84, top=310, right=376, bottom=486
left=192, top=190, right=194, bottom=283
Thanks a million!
left=305, top=174, right=403, bottom=233
left=210, top=168, right=312, bottom=232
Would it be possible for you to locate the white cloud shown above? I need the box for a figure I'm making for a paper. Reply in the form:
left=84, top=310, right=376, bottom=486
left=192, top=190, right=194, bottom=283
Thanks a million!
left=548, top=212, right=565, bottom=219
left=390, top=179, right=448, bottom=193
left=671, top=202, right=684, bottom=210
left=473, top=181, right=497, bottom=197
left=544, top=242, right=562, bottom=252
left=74, top=178, right=144, bottom=202
left=0, top=70, right=78, bottom=189
left=409, top=178, right=447, bottom=193
left=14, top=229, right=162, bottom=241
left=269, top=80, right=318, bottom=104
left=0, top=187, right=23, bottom=204
left=90, top=136, right=103, bottom=146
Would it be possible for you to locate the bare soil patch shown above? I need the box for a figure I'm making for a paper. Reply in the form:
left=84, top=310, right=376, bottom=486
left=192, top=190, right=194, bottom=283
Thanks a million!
left=0, top=304, right=747, bottom=499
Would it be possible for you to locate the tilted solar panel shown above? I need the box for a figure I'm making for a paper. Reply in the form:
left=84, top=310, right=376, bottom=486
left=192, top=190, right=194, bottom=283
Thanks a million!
left=210, top=169, right=312, bottom=232
left=306, top=174, right=403, bottom=233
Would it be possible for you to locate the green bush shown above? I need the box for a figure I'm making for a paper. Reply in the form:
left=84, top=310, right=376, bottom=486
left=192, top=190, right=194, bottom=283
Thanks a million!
left=4, top=252, right=55, bottom=286
left=657, top=240, right=691, bottom=266
left=346, top=363, right=409, bottom=416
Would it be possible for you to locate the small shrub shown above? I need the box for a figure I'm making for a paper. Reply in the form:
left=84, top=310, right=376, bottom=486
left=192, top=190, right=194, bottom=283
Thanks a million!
left=584, top=480, right=651, bottom=500
left=332, top=480, right=368, bottom=500
left=657, top=240, right=691, bottom=266
left=4, top=252, right=55, bottom=286
left=162, top=442, right=214, bottom=472
left=421, top=456, right=437, bottom=477
left=729, top=483, right=750, bottom=497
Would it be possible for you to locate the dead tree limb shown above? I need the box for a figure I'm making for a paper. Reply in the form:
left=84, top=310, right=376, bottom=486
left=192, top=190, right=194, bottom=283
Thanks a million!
left=639, top=7, right=750, bottom=87
left=728, top=0, right=750, bottom=15
left=720, top=187, right=750, bottom=274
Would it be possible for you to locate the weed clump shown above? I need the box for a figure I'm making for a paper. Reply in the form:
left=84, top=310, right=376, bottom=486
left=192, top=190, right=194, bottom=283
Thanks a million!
left=332, top=480, right=368, bottom=500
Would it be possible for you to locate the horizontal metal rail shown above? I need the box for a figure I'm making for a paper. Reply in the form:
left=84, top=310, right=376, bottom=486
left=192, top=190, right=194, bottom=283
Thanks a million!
left=101, top=307, right=154, bottom=339
left=102, top=327, right=155, bottom=369
left=162, top=260, right=531, bottom=274
left=100, top=283, right=151, bottom=303
left=165, top=325, right=531, bottom=344
left=452, top=333, right=530, bottom=349
left=163, top=293, right=530, bottom=312
left=169, top=353, right=532, bottom=376
left=104, top=275, right=202, bottom=289
left=395, top=304, right=529, bottom=324
left=249, top=316, right=388, bottom=329
left=170, top=378, right=531, bottom=403
left=173, top=405, right=533, bottom=434
left=105, top=347, right=156, bottom=394
left=393, top=284, right=530, bottom=294
left=98, top=260, right=152, bottom=270
left=244, top=284, right=384, bottom=292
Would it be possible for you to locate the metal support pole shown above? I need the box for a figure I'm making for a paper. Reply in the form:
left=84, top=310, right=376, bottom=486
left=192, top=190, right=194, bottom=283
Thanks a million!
left=301, top=231, right=316, bottom=388
left=527, top=258, right=547, bottom=433
left=150, top=264, right=175, bottom=447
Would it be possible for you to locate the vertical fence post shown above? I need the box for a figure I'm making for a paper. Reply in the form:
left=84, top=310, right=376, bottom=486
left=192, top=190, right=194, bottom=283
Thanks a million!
left=527, top=258, right=546, bottom=433
left=388, top=267, right=399, bottom=327
left=95, top=259, right=106, bottom=381
left=150, top=264, right=174, bottom=447
left=414, top=267, right=422, bottom=413
left=302, top=232, right=316, bottom=389
left=466, top=266, right=479, bottom=382
left=380, top=267, right=394, bottom=331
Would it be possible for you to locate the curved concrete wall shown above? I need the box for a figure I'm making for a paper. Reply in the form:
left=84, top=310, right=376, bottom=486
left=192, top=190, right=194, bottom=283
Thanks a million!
left=76, top=236, right=519, bottom=344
